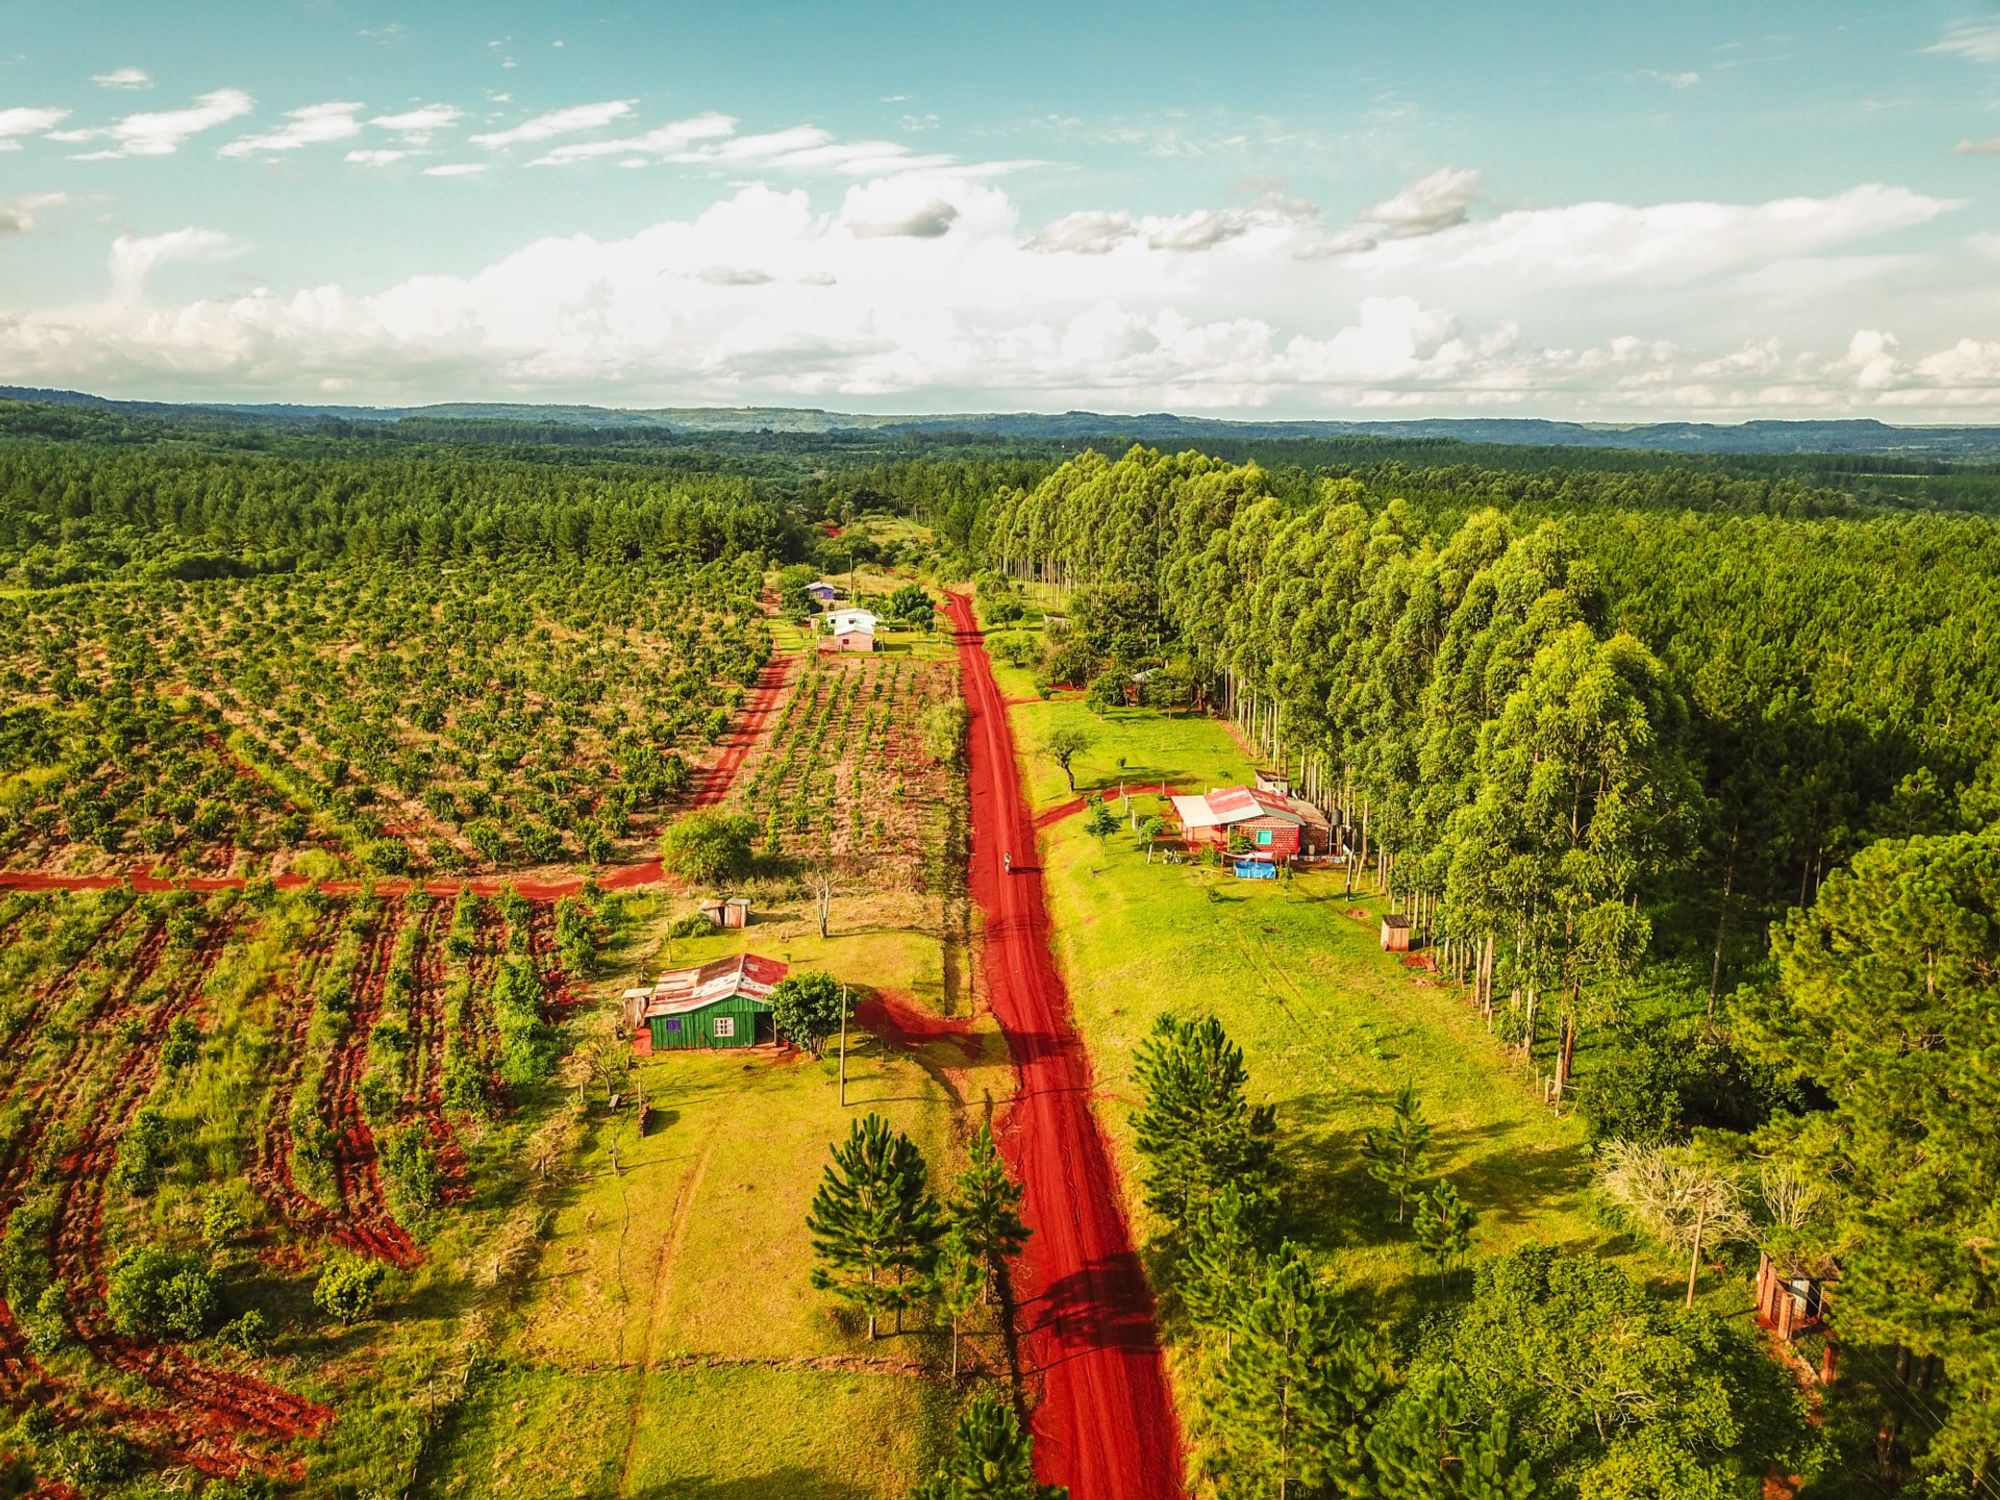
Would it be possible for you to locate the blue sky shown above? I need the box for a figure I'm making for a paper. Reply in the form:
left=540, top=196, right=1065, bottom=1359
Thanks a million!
left=2, top=0, right=1998, bottom=418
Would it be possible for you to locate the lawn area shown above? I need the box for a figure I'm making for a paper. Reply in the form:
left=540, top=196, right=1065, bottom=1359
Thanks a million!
left=1001, top=688, right=1680, bottom=1319
left=429, top=895, right=999, bottom=1498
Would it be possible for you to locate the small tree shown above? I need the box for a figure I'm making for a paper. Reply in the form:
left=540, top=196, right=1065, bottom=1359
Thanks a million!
left=1599, top=1140, right=1752, bottom=1306
left=1135, top=814, right=1167, bottom=862
left=1413, top=1180, right=1476, bottom=1273
left=1084, top=671, right=1125, bottom=717
left=934, top=1222, right=982, bottom=1381
left=949, top=1121, right=1030, bottom=1303
left=658, top=810, right=757, bottom=885
left=314, top=1252, right=388, bottom=1326
left=201, top=1190, right=248, bottom=1250
left=921, top=701, right=970, bottom=770
left=1040, top=726, right=1092, bottom=794
left=915, top=1390, right=1068, bottom=1500
left=1361, top=1082, right=1435, bottom=1224
left=808, top=1113, right=944, bottom=1339
left=1084, top=802, right=1119, bottom=843
left=769, top=971, right=845, bottom=1059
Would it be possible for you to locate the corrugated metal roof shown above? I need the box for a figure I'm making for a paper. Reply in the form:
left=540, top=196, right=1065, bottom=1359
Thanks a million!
left=1173, top=785, right=1308, bottom=829
left=826, top=608, right=877, bottom=635
left=639, top=953, right=789, bottom=1018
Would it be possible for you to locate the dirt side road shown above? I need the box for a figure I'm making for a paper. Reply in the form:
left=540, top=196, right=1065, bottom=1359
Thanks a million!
left=946, top=590, right=1184, bottom=1500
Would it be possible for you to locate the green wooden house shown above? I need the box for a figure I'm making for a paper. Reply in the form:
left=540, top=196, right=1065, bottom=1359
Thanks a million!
left=624, top=953, right=787, bottom=1054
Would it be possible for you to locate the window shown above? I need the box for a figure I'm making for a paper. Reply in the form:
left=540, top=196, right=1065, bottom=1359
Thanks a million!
left=712, top=1015, right=736, bottom=1039
left=1256, top=829, right=1273, bottom=846
left=664, top=1017, right=682, bottom=1032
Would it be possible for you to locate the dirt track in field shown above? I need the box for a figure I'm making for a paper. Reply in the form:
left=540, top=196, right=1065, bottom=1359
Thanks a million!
left=945, top=591, right=1184, bottom=1500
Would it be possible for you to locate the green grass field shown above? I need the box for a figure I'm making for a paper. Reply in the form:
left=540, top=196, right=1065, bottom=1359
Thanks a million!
left=428, top=895, right=998, bottom=1498
left=1000, top=686, right=1684, bottom=1321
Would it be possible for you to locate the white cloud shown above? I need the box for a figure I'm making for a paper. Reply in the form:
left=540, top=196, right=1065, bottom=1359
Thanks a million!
left=423, top=163, right=486, bottom=178
left=1923, top=20, right=2000, bottom=62
left=0, top=106, right=70, bottom=150
left=0, top=175, right=1985, bottom=419
left=108, top=226, right=234, bottom=301
left=220, top=101, right=365, bottom=157
left=346, top=148, right=410, bottom=167
left=371, top=104, right=462, bottom=143
left=91, top=67, right=153, bottom=90
left=1953, top=137, right=2000, bottom=154
left=55, top=88, right=254, bottom=159
left=470, top=100, right=633, bottom=149
left=529, top=111, right=736, bottom=166
left=1296, top=166, right=1482, bottom=257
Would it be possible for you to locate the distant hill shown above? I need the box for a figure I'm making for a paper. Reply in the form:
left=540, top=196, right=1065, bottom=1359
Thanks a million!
left=7, top=385, right=2000, bottom=459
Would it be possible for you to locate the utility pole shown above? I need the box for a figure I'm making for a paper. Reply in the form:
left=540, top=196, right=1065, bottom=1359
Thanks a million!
left=838, top=984, right=850, bottom=1108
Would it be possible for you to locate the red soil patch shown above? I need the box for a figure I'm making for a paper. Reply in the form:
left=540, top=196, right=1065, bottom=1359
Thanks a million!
left=946, top=591, right=1184, bottom=1500
left=855, top=992, right=981, bottom=1064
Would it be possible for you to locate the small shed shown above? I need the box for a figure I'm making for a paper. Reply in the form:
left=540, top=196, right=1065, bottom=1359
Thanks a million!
left=1380, top=913, right=1413, bottom=952
left=626, top=953, right=787, bottom=1054
left=1253, top=769, right=1292, bottom=797
left=1755, top=1251, right=1838, bottom=1343
left=807, top=581, right=839, bottom=606
left=696, top=897, right=752, bottom=930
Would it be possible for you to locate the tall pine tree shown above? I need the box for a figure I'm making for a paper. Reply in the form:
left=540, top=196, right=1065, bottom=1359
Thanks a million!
left=1207, top=1244, right=1387, bottom=1500
left=950, top=1121, right=1030, bottom=1304
left=1132, top=1013, right=1278, bottom=1232
left=808, top=1113, right=944, bottom=1340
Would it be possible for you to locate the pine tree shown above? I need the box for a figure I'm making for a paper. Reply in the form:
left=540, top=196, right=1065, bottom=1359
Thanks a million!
left=1178, top=1182, right=1267, bottom=1342
left=950, top=1122, right=1030, bottom=1304
left=1132, top=1013, right=1279, bottom=1232
left=1367, top=1366, right=1536, bottom=1500
left=934, top=1221, right=983, bottom=1381
left=1207, top=1244, right=1386, bottom=1500
left=808, top=1113, right=944, bottom=1340
left=1361, top=1082, right=1434, bottom=1224
left=914, top=1390, right=1068, bottom=1500
left=1413, top=1180, right=1476, bottom=1273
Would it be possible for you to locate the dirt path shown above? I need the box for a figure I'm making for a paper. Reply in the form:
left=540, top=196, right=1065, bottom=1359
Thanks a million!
left=945, top=591, right=1184, bottom=1500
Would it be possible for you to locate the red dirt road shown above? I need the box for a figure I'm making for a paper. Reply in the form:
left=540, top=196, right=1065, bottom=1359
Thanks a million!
left=946, top=591, right=1184, bottom=1500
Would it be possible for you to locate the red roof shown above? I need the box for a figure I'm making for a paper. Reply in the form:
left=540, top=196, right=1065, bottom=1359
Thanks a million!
left=1204, top=785, right=1301, bottom=822
left=639, top=953, right=788, bottom=1018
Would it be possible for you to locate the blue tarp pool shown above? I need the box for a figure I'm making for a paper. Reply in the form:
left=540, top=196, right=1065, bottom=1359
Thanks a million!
left=1231, top=860, right=1278, bottom=880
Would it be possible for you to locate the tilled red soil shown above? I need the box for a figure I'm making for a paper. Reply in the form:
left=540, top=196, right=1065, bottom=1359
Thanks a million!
left=946, top=591, right=1185, bottom=1500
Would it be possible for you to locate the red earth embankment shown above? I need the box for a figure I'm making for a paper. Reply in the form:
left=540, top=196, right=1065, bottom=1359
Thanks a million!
left=946, top=590, right=1184, bottom=1500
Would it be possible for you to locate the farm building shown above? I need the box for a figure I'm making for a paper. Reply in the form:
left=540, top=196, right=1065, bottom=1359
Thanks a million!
left=623, top=953, right=787, bottom=1055
left=807, top=581, right=839, bottom=606
left=697, top=897, right=752, bottom=930
left=1168, top=785, right=1333, bottom=861
left=822, top=607, right=878, bottom=654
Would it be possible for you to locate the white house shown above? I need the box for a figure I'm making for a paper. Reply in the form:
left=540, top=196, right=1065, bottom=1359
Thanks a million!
left=825, top=608, right=878, bottom=636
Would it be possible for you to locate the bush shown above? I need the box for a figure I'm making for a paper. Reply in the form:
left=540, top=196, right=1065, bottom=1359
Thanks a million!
left=216, top=1308, right=272, bottom=1355
left=314, top=1252, right=388, bottom=1325
left=114, top=1106, right=172, bottom=1195
left=380, top=1125, right=441, bottom=1214
left=106, top=1247, right=219, bottom=1340
left=161, top=1015, right=202, bottom=1071
left=658, top=810, right=758, bottom=885
left=201, top=1191, right=248, bottom=1249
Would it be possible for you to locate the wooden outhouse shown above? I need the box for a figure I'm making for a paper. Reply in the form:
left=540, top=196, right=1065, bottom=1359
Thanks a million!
left=1754, top=1251, right=1837, bottom=1342
left=1380, top=914, right=1413, bottom=952
left=696, top=897, right=752, bottom=930
left=625, top=953, right=786, bottom=1054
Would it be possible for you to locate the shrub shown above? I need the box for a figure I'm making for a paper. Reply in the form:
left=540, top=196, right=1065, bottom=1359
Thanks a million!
left=106, top=1248, right=219, bottom=1340
left=314, top=1252, right=388, bottom=1325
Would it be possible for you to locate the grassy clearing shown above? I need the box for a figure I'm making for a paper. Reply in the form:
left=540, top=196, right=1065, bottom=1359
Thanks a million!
left=1001, top=688, right=1682, bottom=1320
left=431, top=893, right=1000, bottom=1498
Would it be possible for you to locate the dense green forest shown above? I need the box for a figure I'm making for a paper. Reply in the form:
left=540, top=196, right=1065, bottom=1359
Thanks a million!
left=981, top=444, right=2000, bottom=1492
